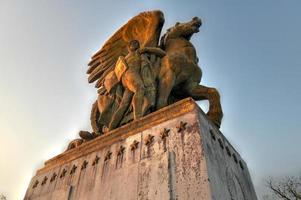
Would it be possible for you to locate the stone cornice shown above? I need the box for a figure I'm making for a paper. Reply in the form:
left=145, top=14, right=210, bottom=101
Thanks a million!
left=37, top=98, right=198, bottom=175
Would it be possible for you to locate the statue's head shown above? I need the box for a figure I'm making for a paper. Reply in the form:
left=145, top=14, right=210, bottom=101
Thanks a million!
left=162, top=17, right=202, bottom=44
left=128, top=40, right=140, bottom=52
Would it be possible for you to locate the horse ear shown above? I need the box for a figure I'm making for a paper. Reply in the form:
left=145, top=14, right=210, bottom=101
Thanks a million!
left=192, top=17, right=198, bottom=21
left=175, top=22, right=180, bottom=26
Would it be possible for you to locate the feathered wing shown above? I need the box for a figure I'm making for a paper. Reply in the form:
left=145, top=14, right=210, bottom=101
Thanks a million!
left=87, top=10, right=165, bottom=88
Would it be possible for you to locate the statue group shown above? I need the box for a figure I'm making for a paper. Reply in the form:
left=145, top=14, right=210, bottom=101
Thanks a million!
left=79, top=10, right=223, bottom=141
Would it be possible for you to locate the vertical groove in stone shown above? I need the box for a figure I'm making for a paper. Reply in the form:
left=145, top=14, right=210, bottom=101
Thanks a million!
left=136, top=133, right=143, bottom=200
left=168, top=151, right=177, bottom=200
left=67, top=186, right=73, bottom=200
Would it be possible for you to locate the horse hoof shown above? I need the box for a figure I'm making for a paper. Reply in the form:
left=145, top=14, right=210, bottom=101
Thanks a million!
left=207, top=111, right=223, bottom=128
left=79, top=130, right=97, bottom=141
left=66, top=139, right=84, bottom=151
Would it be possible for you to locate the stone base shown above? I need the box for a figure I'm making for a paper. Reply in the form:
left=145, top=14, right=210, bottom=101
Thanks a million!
left=24, top=98, right=257, bottom=200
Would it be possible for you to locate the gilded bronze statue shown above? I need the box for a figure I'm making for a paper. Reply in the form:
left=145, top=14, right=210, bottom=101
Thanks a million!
left=82, top=10, right=223, bottom=140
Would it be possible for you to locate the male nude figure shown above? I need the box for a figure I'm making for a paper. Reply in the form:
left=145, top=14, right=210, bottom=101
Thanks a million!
left=108, top=40, right=165, bottom=130
left=114, top=40, right=146, bottom=120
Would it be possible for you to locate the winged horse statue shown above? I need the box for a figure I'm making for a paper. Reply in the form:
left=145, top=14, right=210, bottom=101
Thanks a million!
left=84, top=10, right=223, bottom=138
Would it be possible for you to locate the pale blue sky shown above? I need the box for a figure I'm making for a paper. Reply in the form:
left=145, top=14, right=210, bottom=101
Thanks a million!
left=0, top=0, right=300, bottom=199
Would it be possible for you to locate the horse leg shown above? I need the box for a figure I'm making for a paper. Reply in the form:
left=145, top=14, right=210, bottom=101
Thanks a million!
left=186, top=83, right=223, bottom=127
left=156, top=70, right=176, bottom=110
left=142, top=89, right=156, bottom=115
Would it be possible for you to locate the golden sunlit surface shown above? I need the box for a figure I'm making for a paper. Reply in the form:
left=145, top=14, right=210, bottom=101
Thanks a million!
left=1, top=0, right=301, bottom=199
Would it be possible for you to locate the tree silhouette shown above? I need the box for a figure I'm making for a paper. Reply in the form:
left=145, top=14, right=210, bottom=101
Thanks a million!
left=0, top=194, right=7, bottom=200
left=264, top=175, right=301, bottom=200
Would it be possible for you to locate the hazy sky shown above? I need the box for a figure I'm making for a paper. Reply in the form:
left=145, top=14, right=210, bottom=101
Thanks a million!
left=0, top=0, right=300, bottom=199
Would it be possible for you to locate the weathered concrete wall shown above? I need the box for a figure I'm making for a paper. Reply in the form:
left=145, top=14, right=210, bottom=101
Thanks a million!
left=24, top=98, right=257, bottom=200
left=196, top=108, right=258, bottom=200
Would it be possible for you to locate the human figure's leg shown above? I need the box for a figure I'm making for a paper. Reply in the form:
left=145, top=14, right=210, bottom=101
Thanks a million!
left=122, top=71, right=145, bottom=120
left=108, top=89, right=133, bottom=130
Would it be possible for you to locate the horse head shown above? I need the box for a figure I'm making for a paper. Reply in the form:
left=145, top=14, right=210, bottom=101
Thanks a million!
left=160, top=17, right=202, bottom=48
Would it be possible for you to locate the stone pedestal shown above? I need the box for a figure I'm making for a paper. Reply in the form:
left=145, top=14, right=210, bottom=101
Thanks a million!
left=24, top=98, right=257, bottom=200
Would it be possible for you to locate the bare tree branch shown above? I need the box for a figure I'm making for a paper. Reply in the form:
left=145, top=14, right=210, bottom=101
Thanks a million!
left=265, top=175, right=301, bottom=200
left=0, top=194, right=7, bottom=200
left=267, top=179, right=291, bottom=200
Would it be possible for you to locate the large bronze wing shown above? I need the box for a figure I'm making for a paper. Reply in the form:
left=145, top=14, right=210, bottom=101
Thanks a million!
left=87, top=10, right=165, bottom=88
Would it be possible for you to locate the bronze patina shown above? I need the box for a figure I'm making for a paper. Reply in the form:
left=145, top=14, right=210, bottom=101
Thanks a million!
left=81, top=10, right=222, bottom=141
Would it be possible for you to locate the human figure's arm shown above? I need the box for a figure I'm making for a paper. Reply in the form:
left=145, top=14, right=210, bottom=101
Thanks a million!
left=139, top=47, right=166, bottom=57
